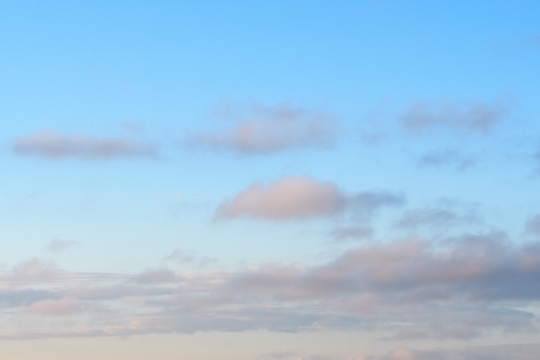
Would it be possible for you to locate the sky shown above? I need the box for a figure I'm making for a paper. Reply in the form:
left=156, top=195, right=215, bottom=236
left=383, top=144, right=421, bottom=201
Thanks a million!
left=1, top=1, right=540, bottom=359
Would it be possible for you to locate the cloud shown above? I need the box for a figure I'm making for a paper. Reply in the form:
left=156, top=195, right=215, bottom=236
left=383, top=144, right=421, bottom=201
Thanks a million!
left=163, top=249, right=194, bottom=263
left=0, top=233, right=540, bottom=339
left=26, top=297, right=80, bottom=316
left=13, top=130, right=156, bottom=160
left=262, top=344, right=540, bottom=360
left=400, top=99, right=509, bottom=134
left=417, top=149, right=476, bottom=170
left=215, top=176, right=403, bottom=221
left=190, top=104, right=337, bottom=154
left=394, top=206, right=478, bottom=230
left=8, top=258, right=59, bottom=282
left=525, top=215, right=540, bottom=235
left=45, top=239, right=77, bottom=253
left=330, top=226, right=374, bottom=241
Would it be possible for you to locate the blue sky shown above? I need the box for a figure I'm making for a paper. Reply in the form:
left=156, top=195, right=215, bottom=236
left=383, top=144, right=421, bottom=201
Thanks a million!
left=1, top=1, right=540, bottom=359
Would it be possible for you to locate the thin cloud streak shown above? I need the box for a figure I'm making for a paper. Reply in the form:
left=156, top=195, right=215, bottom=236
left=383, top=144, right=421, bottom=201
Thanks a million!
left=190, top=104, right=337, bottom=154
left=400, top=99, right=509, bottom=134
left=13, top=130, right=157, bottom=160
left=45, top=239, right=77, bottom=253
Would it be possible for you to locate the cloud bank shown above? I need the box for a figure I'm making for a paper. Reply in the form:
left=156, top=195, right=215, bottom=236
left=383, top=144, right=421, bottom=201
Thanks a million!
left=215, top=176, right=403, bottom=220
left=13, top=130, right=156, bottom=160
left=1, top=232, right=540, bottom=340
left=191, top=104, right=336, bottom=154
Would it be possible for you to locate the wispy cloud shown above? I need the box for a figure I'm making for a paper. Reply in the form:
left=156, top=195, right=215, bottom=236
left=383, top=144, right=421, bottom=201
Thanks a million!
left=329, top=226, right=374, bottom=242
left=400, top=99, right=509, bottom=135
left=417, top=149, right=476, bottom=170
left=13, top=130, right=156, bottom=160
left=525, top=214, right=540, bottom=235
left=45, top=239, right=77, bottom=253
left=394, top=206, right=479, bottom=230
left=190, top=104, right=337, bottom=154
left=215, top=176, right=403, bottom=221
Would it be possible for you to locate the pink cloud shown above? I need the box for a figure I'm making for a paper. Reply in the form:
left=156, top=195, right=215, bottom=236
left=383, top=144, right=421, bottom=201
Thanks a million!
left=27, top=297, right=80, bottom=316
left=215, top=176, right=345, bottom=220
left=215, top=176, right=403, bottom=221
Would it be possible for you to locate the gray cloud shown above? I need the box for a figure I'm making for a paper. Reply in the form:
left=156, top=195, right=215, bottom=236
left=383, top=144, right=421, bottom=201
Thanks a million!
left=525, top=215, right=540, bottom=235
left=257, top=344, right=540, bottom=360
left=215, top=176, right=403, bottom=221
left=163, top=249, right=194, bottom=263
left=418, top=149, right=477, bottom=170
left=45, top=239, right=77, bottom=253
left=395, top=206, right=479, bottom=230
left=190, top=104, right=337, bottom=154
left=400, top=99, right=508, bottom=134
left=13, top=130, right=156, bottom=160
left=330, top=226, right=374, bottom=241
left=1, top=233, right=540, bottom=339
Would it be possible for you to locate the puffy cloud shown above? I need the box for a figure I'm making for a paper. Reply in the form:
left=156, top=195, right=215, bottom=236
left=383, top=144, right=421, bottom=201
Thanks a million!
left=400, top=99, right=509, bottom=134
left=190, top=104, right=337, bottom=154
left=163, top=249, right=194, bottom=263
left=215, top=176, right=344, bottom=220
left=13, top=130, right=156, bottom=160
left=215, top=176, right=403, bottom=221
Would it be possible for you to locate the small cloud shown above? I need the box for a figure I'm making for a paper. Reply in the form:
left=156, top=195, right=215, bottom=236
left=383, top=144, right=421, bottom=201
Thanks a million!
left=13, top=130, right=157, bottom=160
left=525, top=215, right=540, bottom=235
left=216, top=176, right=344, bottom=221
left=395, top=206, right=478, bottom=230
left=27, top=297, right=80, bottom=316
left=45, top=239, right=77, bottom=253
left=417, top=149, right=476, bottom=170
left=189, top=103, right=337, bottom=154
left=164, top=249, right=194, bottom=263
left=10, top=258, right=59, bottom=281
left=133, top=268, right=180, bottom=284
left=215, top=176, right=403, bottom=221
left=400, top=98, right=509, bottom=135
left=330, top=226, right=373, bottom=242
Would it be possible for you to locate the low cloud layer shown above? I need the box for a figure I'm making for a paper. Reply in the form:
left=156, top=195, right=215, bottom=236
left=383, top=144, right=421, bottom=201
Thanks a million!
left=1, top=232, right=539, bottom=340
left=215, top=176, right=403, bottom=221
left=190, top=104, right=337, bottom=154
left=262, top=344, right=540, bottom=360
left=400, top=99, right=509, bottom=134
left=13, top=130, right=156, bottom=160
